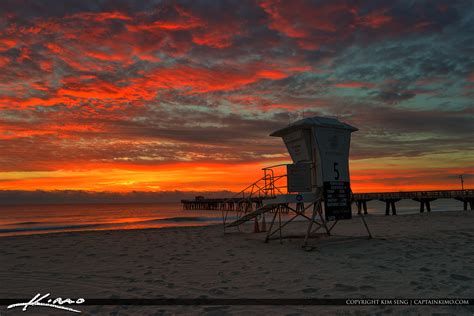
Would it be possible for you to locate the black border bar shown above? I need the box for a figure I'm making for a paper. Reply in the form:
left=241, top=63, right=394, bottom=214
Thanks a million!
left=1, top=298, right=473, bottom=306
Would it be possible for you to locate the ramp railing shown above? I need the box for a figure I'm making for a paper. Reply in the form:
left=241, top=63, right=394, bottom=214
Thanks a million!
left=221, top=164, right=289, bottom=228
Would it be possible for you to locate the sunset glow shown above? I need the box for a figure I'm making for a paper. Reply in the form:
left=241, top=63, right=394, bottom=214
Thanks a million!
left=0, top=0, right=473, bottom=197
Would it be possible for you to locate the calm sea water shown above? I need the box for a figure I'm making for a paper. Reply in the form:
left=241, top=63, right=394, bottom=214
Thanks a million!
left=0, top=203, right=237, bottom=237
left=0, top=199, right=466, bottom=237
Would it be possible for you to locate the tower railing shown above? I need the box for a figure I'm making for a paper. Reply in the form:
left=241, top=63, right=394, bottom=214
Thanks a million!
left=221, top=164, right=289, bottom=228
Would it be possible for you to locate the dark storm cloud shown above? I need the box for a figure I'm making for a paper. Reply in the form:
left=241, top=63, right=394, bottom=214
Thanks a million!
left=348, top=105, right=474, bottom=159
left=373, top=90, right=417, bottom=104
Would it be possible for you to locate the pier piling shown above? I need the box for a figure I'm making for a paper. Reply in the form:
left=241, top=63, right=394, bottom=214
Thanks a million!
left=382, top=199, right=400, bottom=216
left=413, top=198, right=437, bottom=213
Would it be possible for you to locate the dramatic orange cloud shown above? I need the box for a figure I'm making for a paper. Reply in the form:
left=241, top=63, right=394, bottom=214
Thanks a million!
left=332, top=82, right=376, bottom=89
left=355, top=10, right=393, bottom=28
left=0, top=0, right=471, bottom=200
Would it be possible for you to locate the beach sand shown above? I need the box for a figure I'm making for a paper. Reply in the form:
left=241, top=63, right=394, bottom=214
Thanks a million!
left=1, top=210, right=474, bottom=315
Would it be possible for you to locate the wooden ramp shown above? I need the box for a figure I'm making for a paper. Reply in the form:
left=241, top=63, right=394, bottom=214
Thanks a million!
left=226, top=204, right=276, bottom=227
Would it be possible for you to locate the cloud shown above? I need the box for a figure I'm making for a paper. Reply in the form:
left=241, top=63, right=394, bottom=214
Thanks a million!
left=0, top=189, right=235, bottom=204
left=0, top=0, right=472, bottom=194
left=373, top=90, right=416, bottom=104
left=332, top=81, right=376, bottom=89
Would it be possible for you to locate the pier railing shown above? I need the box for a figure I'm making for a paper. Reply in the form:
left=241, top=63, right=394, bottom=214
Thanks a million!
left=353, top=189, right=474, bottom=200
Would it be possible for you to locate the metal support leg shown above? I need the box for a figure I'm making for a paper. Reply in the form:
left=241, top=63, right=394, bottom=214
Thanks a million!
left=278, top=210, right=282, bottom=244
left=360, top=214, right=372, bottom=239
left=236, top=210, right=242, bottom=232
left=222, top=210, right=227, bottom=234
left=266, top=213, right=299, bottom=239
left=316, top=202, right=331, bottom=235
left=303, top=201, right=319, bottom=248
left=265, top=210, right=278, bottom=243
left=328, top=220, right=338, bottom=233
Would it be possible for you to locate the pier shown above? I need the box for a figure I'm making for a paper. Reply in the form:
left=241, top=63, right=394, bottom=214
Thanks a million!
left=181, top=189, right=474, bottom=214
left=181, top=197, right=264, bottom=211
left=181, top=197, right=292, bottom=213
left=353, top=190, right=474, bottom=215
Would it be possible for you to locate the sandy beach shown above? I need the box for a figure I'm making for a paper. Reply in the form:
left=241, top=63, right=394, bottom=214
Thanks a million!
left=1, top=210, right=474, bottom=315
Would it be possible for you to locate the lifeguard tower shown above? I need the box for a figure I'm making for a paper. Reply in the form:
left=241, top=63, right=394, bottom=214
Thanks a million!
left=223, top=116, right=371, bottom=247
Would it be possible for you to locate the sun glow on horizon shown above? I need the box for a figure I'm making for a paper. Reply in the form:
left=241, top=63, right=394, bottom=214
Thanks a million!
left=0, top=153, right=471, bottom=193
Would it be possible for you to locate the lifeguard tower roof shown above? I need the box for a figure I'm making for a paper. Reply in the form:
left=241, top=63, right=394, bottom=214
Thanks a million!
left=270, top=116, right=358, bottom=137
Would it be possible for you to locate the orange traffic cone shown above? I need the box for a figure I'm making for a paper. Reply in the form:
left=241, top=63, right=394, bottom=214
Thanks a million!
left=261, top=213, right=267, bottom=232
left=253, top=217, right=260, bottom=233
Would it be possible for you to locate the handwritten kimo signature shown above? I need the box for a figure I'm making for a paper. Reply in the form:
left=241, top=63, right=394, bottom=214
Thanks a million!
left=7, top=293, right=85, bottom=313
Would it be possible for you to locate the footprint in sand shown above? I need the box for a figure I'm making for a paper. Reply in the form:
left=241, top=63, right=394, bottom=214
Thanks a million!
left=450, top=274, right=472, bottom=281
left=359, top=285, right=376, bottom=291
left=266, top=288, right=284, bottom=294
left=89, top=306, right=103, bottom=314
left=334, top=284, right=358, bottom=292
left=302, top=287, right=318, bottom=293
left=16, top=255, right=32, bottom=259
left=202, top=306, right=231, bottom=316
left=208, top=288, right=224, bottom=295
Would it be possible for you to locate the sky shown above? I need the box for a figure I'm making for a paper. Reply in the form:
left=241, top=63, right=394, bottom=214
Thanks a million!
left=0, top=0, right=473, bottom=198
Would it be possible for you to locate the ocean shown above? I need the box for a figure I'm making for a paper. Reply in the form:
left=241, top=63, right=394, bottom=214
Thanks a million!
left=0, top=203, right=236, bottom=237
left=0, top=198, right=467, bottom=237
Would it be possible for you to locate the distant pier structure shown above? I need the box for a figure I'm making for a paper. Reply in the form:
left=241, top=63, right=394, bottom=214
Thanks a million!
left=352, top=190, right=474, bottom=215
left=182, top=196, right=264, bottom=212
left=181, top=189, right=474, bottom=214
left=181, top=196, right=293, bottom=213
